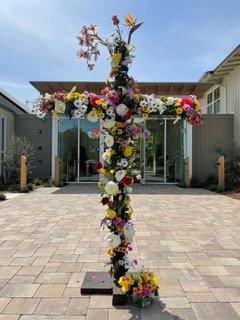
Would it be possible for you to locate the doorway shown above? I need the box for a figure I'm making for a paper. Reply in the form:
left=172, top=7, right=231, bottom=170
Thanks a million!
left=140, top=118, right=184, bottom=184
left=58, top=118, right=100, bottom=182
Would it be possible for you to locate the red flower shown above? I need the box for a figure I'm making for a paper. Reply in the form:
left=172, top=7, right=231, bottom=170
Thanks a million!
left=101, top=197, right=109, bottom=205
left=101, top=87, right=109, bottom=95
left=181, top=97, right=193, bottom=107
left=111, top=15, right=120, bottom=25
left=90, top=94, right=101, bottom=107
left=95, top=161, right=102, bottom=171
left=121, top=176, right=133, bottom=186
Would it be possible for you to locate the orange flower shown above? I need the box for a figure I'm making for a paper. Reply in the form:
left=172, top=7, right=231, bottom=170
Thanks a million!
left=125, top=13, right=135, bottom=26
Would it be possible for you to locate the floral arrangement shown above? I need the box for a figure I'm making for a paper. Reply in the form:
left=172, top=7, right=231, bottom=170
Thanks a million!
left=33, top=13, right=203, bottom=301
left=118, top=271, right=159, bottom=297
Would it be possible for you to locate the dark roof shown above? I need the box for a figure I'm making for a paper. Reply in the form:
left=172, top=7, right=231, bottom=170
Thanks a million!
left=30, top=81, right=213, bottom=98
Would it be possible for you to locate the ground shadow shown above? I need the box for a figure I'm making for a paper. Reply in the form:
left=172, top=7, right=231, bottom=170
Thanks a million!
left=52, top=183, right=217, bottom=196
left=114, top=300, right=183, bottom=320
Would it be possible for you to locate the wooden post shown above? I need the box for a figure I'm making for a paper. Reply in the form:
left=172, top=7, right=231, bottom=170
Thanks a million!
left=20, top=155, right=28, bottom=191
left=184, top=156, right=190, bottom=188
left=218, top=156, right=225, bottom=190
left=54, top=157, right=61, bottom=187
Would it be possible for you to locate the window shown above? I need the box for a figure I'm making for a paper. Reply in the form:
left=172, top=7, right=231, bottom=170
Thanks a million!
left=207, top=87, right=220, bottom=114
left=0, top=116, right=6, bottom=178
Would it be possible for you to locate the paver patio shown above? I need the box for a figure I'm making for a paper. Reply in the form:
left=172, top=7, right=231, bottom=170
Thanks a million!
left=1, top=184, right=240, bottom=319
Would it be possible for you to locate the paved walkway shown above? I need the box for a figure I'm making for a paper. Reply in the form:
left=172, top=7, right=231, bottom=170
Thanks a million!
left=1, top=185, right=240, bottom=319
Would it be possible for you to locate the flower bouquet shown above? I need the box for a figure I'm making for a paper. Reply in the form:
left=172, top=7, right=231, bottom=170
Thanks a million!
left=118, top=271, right=159, bottom=307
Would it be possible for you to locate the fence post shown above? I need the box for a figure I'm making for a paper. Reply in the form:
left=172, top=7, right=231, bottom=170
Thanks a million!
left=184, top=156, right=190, bottom=188
left=20, top=155, right=28, bottom=191
left=54, top=157, right=61, bottom=187
left=218, top=156, right=225, bottom=190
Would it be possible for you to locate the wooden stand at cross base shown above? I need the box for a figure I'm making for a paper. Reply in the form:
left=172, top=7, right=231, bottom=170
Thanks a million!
left=20, top=155, right=28, bottom=191
left=218, top=156, right=225, bottom=190
left=184, top=156, right=190, bottom=188
left=54, top=157, right=61, bottom=187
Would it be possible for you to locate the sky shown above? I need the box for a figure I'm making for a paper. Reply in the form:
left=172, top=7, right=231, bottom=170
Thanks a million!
left=0, top=0, right=240, bottom=109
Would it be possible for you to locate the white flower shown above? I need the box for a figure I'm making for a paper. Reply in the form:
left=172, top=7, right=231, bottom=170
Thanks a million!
left=104, top=134, right=114, bottom=148
left=74, top=99, right=83, bottom=108
left=166, top=97, right=175, bottom=106
left=73, top=109, right=84, bottom=119
left=115, top=169, right=126, bottom=182
left=106, top=233, right=121, bottom=248
left=102, top=119, right=116, bottom=129
left=123, top=223, right=135, bottom=241
left=87, top=111, right=98, bottom=122
left=136, top=174, right=141, bottom=180
left=106, top=107, right=115, bottom=118
left=117, top=158, right=128, bottom=168
left=105, top=181, right=119, bottom=195
left=55, top=100, right=66, bottom=114
left=116, top=103, right=129, bottom=117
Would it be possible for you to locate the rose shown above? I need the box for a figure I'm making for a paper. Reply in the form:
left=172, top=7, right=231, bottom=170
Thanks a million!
left=105, top=181, right=119, bottom=195
left=115, top=169, right=127, bottom=182
left=54, top=100, right=66, bottom=114
left=181, top=97, right=193, bottom=107
left=104, top=134, right=114, bottom=148
left=101, top=197, right=109, bottom=205
left=111, top=15, right=120, bottom=25
left=106, top=233, right=121, bottom=248
left=90, top=94, right=101, bottom=107
left=121, top=176, right=133, bottom=186
left=116, top=103, right=129, bottom=117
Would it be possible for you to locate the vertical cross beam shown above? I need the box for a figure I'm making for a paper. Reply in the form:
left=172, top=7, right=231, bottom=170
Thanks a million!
left=54, top=156, right=61, bottom=187
left=218, top=156, right=225, bottom=190
left=20, top=155, right=28, bottom=191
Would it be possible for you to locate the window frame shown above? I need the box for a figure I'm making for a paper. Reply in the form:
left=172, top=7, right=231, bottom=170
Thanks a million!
left=207, top=87, right=220, bottom=114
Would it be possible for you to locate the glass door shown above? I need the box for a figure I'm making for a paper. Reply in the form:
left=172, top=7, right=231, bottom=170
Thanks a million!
left=145, top=119, right=165, bottom=183
left=140, top=118, right=184, bottom=184
left=78, top=119, right=100, bottom=182
left=58, top=118, right=100, bottom=182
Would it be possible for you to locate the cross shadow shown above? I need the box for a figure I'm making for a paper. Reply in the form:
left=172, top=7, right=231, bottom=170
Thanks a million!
left=114, top=300, right=183, bottom=320
left=52, top=183, right=215, bottom=196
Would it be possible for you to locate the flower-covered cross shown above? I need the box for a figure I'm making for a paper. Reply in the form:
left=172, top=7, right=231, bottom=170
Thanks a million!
left=33, top=13, right=203, bottom=294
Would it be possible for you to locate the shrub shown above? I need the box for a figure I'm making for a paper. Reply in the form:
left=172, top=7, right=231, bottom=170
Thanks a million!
left=211, top=142, right=240, bottom=189
left=4, top=134, right=35, bottom=184
left=43, top=180, right=54, bottom=187
left=205, top=174, right=218, bottom=187
left=0, top=193, right=6, bottom=201
left=216, top=185, right=225, bottom=193
left=19, top=187, right=29, bottom=193
left=33, top=178, right=42, bottom=186
left=190, top=176, right=202, bottom=188
left=27, top=183, right=34, bottom=191
left=208, top=184, right=218, bottom=191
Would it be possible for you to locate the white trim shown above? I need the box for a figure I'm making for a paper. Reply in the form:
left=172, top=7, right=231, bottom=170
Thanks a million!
left=184, top=121, right=192, bottom=179
left=163, top=117, right=167, bottom=183
left=51, top=118, right=59, bottom=179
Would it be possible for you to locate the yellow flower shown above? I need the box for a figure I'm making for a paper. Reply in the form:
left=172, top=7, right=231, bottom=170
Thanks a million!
left=111, top=53, right=122, bottom=65
left=67, top=91, right=81, bottom=101
left=97, top=181, right=105, bottom=188
left=125, top=13, right=135, bottom=26
left=133, top=94, right=140, bottom=103
left=123, top=146, right=133, bottom=157
left=176, top=107, right=183, bottom=115
left=142, top=106, right=150, bottom=113
left=194, top=100, right=200, bottom=111
left=142, top=113, right=149, bottom=119
left=98, top=111, right=105, bottom=119
left=106, top=209, right=116, bottom=220
left=150, top=275, right=159, bottom=288
left=99, top=168, right=106, bottom=176
left=117, top=129, right=123, bottom=135
left=175, top=100, right=181, bottom=107
left=107, top=249, right=115, bottom=257
left=101, top=101, right=108, bottom=109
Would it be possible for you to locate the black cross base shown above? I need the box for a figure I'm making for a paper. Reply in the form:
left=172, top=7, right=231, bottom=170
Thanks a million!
left=81, top=272, right=127, bottom=306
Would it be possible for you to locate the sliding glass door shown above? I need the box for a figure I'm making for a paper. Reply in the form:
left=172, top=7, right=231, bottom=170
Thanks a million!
left=58, top=119, right=100, bottom=182
left=142, top=118, right=184, bottom=184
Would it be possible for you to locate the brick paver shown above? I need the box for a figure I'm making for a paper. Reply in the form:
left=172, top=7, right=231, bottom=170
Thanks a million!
left=1, top=184, right=240, bottom=319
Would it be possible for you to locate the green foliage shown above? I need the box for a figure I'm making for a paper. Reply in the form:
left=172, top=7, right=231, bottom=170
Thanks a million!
left=190, top=176, right=202, bottom=188
left=211, top=142, right=240, bottom=189
left=4, top=134, right=35, bottom=184
left=208, top=184, right=218, bottom=191
left=216, top=185, right=225, bottom=193
left=205, top=174, right=218, bottom=186
left=0, top=193, right=6, bottom=201
left=27, top=183, right=34, bottom=191
left=43, top=180, right=54, bottom=187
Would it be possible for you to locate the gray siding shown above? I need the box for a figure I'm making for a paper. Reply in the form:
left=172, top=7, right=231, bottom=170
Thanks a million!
left=192, top=114, right=234, bottom=182
left=15, top=115, right=52, bottom=179
left=0, top=106, right=14, bottom=150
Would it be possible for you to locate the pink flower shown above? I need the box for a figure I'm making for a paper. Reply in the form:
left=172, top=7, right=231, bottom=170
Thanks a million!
left=90, top=128, right=100, bottom=138
left=53, top=92, right=64, bottom=101
left=101, top=87, right=109, bottom=95
left=111, top=15, right=120, bottom=25
left=106, top=92, right=120, bottom=106
left=181, top=97, right=193, bottom=107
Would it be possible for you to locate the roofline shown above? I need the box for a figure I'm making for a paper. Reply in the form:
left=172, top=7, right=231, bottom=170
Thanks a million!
left=0, top=87, right=28, bottom=114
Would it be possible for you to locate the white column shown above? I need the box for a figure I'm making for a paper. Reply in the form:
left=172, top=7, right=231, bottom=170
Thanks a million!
left=184, top=121, right=192, bottom=180
left=51, top=118, right=59, bottom=179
